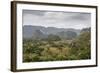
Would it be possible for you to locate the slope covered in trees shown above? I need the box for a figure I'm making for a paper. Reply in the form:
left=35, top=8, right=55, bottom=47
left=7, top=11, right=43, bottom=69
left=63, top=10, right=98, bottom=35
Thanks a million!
left=23, top=28, right=91, bottom=62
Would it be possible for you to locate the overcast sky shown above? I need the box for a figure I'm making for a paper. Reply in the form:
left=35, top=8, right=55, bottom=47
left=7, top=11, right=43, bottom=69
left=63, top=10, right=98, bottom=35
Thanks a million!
left=23, top=10, right=91, bottom=29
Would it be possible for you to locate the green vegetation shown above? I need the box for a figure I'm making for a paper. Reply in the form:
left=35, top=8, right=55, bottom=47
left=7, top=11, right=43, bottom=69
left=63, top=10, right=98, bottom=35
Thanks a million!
left=23, top=30, right=91, bottom=62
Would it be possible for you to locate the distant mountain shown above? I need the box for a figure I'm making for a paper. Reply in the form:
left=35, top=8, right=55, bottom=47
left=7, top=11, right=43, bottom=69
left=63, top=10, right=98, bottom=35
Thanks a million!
left=32, top=30, right=48, bottom=39
left=56, top=31, right=77, bottom=40
left=23, top=25, right=81, bottom=39
left=81, top=28, right=91, bottom=32
left=23, top=25, right=46, bottom=39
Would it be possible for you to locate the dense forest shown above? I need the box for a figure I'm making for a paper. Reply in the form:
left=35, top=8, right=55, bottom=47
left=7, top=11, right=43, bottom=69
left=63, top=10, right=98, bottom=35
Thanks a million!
left=23, top=27, right=91, bottom=62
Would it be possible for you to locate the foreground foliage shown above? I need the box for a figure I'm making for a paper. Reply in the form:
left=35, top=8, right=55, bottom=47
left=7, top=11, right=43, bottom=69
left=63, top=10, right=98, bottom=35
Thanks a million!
left=23, top=31, right=91, bottom=62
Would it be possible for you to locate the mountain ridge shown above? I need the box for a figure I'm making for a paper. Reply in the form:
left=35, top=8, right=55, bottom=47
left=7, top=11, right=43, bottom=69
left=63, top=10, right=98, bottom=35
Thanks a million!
left=23, top=25, right=83, bottom=39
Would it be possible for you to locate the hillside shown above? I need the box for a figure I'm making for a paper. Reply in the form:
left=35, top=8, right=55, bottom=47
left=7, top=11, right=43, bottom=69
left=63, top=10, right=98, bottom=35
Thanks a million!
left=23, top=25, right=81, bottom=40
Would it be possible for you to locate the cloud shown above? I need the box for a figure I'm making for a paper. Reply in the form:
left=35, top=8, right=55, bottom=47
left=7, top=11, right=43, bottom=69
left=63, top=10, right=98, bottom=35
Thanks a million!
left=23, top=10, right=91, bottom=29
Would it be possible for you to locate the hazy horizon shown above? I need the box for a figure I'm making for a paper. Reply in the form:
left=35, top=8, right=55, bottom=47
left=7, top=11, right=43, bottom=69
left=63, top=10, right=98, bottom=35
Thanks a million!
left=23, top=25, right=91, bottom=30
left=23, top=10, right=91, bottom=29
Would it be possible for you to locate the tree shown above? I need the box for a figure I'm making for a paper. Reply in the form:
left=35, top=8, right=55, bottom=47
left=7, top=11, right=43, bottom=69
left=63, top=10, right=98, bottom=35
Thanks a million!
left=47, top=34, right=61, bottom=41
left=69, top=31, right=91, bottom=59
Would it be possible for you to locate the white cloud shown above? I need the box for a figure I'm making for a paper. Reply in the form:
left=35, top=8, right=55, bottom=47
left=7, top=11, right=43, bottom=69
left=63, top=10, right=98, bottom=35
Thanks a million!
left=23, top=10, right=91, bottom=29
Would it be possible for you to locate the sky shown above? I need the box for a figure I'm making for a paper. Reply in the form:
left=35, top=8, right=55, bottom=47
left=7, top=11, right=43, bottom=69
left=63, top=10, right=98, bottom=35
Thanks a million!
left=23, top=10, right=91, bottom=29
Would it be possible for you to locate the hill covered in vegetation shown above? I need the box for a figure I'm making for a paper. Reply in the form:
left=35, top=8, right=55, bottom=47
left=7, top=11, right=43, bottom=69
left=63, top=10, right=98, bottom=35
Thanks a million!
left=23, top=26, right=91, bottom=62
